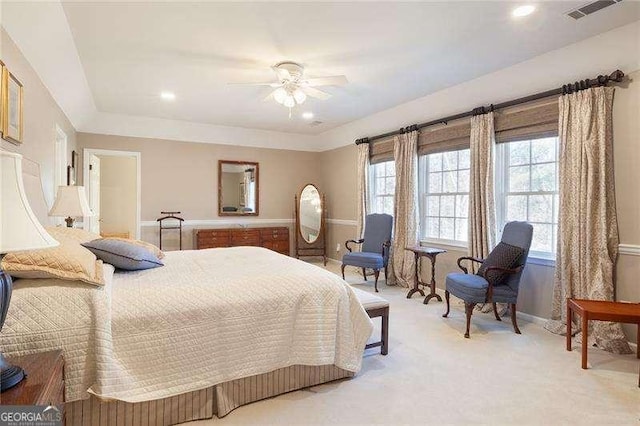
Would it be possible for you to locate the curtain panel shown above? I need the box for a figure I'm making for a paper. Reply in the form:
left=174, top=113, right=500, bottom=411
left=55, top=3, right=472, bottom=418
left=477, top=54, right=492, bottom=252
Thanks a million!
left=356, top=143, right=370, bottom=239
left=468, top=112, right=497, bottom=262
left=544, top=87, right=630, bottom=354
left=390, top=130, right=419, bottom=287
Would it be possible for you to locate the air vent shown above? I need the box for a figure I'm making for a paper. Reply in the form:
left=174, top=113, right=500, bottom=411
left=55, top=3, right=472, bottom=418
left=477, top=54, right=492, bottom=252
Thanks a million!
left=567, top=0, right=623, bottom=20
left=309, top=120, right=323, bottom=127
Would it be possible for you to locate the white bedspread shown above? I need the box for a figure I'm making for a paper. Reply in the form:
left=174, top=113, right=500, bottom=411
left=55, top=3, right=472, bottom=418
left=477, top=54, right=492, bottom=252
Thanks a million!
left=1, top=247, right=372, bottom=403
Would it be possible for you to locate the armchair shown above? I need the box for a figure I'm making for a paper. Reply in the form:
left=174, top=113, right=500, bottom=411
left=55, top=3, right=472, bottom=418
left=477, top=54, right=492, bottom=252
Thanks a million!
left=442, top=221, right=533, bottom=338
left=341, top=214, right=393, bottom=292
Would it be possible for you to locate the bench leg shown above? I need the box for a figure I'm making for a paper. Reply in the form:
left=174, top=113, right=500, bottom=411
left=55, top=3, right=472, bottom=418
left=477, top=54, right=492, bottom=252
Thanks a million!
left=374, top=269, right=380, bottom=293
left=381, top=307, right=389, bottom=355
left=341, top=264, right=346, bottom=280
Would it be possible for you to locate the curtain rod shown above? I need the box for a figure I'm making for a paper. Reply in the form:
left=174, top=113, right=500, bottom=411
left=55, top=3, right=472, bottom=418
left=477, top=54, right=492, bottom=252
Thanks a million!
left=354, top=69, right=625, bottom=145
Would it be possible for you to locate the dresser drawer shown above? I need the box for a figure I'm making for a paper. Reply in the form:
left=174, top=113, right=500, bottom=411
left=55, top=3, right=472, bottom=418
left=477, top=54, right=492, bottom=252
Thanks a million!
left=230, top=229, right=261, bottom=245
left=264, top=240, right=290, bottom=254
left=197, top=236, right=231, bottom=247
left=197, top=229, right=230, bottom=238
left=260, top=227, right=289, bottom=241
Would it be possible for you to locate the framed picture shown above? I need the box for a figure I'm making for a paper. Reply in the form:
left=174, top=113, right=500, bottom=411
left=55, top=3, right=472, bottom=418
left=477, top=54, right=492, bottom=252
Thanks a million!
left=2, top=70, right=23, bottom=145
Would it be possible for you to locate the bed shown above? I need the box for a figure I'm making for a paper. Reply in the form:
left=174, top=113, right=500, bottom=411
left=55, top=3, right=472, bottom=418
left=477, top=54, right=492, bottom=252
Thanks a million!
left=0, top=157, right=373, bottom=424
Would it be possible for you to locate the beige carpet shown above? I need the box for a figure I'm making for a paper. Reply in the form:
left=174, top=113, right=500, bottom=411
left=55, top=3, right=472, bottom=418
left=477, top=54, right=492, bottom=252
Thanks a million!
left=191, top=262, right=639, bottom=425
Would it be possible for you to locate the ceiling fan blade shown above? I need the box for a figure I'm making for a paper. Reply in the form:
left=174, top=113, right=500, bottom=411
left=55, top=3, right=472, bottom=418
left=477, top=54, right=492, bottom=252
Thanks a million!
left=301, top=86, right=332, bottom=101
left=272, top=66, right=292, bottom=82
left=263, top=90, right=277, bottom=102
left=304, top=75, right=348, bottom=87
left=228, top=81, right=281, bottom=87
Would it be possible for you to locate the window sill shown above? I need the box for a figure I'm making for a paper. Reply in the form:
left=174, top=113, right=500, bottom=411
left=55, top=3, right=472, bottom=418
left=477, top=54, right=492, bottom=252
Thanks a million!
left=418, top=239, right=556, bottom=268
left=419, top=239, right=467, bottom=252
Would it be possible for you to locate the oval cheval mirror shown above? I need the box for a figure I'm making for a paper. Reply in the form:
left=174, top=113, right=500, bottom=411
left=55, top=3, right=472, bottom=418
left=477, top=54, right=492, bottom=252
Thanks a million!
left=294, top=184, right=327, bottom=265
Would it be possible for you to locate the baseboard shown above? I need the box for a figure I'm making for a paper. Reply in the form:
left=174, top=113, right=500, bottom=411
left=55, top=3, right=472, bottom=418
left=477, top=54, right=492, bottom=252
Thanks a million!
left=516, top=311, right=547, bottom=325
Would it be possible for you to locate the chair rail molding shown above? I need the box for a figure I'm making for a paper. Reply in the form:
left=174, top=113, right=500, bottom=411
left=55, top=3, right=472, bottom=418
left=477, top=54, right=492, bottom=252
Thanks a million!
left=619, top=244, right=640, bottom=257
left=140, top=218, right=294, bottom=227
left=327, top=219, right=358, bottom=226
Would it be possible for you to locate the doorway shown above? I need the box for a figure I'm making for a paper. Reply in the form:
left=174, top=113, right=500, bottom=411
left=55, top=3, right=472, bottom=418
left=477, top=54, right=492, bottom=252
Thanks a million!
left=83, top=149, right=141, bottom=239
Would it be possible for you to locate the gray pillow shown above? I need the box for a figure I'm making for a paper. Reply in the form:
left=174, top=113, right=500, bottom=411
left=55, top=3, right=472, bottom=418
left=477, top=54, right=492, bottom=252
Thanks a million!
left=82, top=239, right=164, bottom=271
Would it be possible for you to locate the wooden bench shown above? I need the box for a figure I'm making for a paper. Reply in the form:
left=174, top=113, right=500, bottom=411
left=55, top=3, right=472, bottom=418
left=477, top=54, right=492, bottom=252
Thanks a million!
left=352, top=287, right=389, bottom=355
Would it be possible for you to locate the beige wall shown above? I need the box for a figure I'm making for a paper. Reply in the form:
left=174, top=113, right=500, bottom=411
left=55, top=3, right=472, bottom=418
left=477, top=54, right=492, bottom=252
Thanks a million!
left=0, top=29, right=77, bottom=214
left=319, top=71, right=640, bottom=343
left=98, top=155, right=137, bottom=238
left=76, top=133, right=322, bottom=250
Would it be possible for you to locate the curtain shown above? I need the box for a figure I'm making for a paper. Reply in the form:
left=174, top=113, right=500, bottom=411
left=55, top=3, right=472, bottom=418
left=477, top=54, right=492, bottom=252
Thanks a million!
left=468, top=112, right=497, bottom=264
left=469, top=112, right=500, bottom=314
left=390, top=130, right=419, bottom=287
left=544, top=87, right=631, bottom=354
left=356, top=143, right=370, bottom=240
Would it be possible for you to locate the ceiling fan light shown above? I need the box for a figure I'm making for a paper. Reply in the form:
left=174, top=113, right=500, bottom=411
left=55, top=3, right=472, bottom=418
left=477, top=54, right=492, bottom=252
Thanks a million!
left=273, top=88, right=287, bottom=104
left=283, top=96, right=295, bottom=108
left=293, top=89, right=307, bottom=104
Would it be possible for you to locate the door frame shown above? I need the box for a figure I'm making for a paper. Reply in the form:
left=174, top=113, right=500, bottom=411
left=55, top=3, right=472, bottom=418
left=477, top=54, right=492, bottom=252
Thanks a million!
left=83, top=148, right=142, bottom=239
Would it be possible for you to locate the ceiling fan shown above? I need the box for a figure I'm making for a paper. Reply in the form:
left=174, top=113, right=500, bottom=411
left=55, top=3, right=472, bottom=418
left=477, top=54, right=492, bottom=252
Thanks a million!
left=229, top=61, right=348, bottom=113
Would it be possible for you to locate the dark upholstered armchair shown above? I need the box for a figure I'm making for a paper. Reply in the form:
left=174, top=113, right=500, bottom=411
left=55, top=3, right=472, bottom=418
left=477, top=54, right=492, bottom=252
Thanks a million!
left=443, top=221, right=533, bottom=338
left=341, top=214, right=393, bottom=292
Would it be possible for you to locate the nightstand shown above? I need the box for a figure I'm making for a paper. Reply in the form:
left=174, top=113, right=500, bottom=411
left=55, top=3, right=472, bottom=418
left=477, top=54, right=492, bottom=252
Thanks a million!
left=1, top=350, right=64, bottom=408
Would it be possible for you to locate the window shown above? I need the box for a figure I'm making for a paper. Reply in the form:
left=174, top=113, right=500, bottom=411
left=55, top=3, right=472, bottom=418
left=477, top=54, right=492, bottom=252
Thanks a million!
left=369, top=161, right=395, bottom=215
left=419, top=149, right=470, bottom=244
left=496, top=136, right=559, bottom=258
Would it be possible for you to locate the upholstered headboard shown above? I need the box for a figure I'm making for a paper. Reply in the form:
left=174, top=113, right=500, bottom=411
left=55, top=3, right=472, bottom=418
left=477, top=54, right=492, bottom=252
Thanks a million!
left=21, top=156, right=53, bottom=227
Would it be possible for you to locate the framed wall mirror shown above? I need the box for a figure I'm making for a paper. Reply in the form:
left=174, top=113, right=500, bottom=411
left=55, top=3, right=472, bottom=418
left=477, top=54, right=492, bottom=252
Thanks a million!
left=295, top=184, right=327, bottom=264
left=218, top=160, right=259, bottom=216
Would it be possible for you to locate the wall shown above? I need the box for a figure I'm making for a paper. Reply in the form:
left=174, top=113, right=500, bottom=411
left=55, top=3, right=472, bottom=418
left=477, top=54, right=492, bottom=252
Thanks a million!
left=76, top=133, right=322, bottom=250
left=98, top=155, right=137, bottom=238
left=0, top=28, right=76, bottom=216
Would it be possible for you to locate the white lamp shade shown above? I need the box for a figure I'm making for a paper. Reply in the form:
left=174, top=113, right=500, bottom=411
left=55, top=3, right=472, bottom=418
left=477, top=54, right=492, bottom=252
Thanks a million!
left=49, top=186, right=94, bottom=218
left=1, top=151, right=59, bottom=253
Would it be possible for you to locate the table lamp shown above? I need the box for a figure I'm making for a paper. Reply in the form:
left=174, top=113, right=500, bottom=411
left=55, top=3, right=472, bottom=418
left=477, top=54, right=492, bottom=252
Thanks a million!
left=48, top=185, right=93, bottom=227
left=1, top=151, right=59, bottom=392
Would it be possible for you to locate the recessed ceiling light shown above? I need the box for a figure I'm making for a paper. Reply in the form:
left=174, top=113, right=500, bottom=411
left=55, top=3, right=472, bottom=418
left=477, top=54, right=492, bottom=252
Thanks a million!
left=302, top=112, right=314, bottom=120
left=512, top=5, right=536, bottom=17
left=160, top=92, right=176, bottom=101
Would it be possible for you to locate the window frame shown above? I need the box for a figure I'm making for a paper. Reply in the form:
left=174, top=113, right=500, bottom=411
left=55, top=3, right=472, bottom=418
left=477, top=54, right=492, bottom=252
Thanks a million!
left=495, top=135, right=560, bottom=261
left=368, top=160, right=396, bottom=216
left=419, top=149, right=471, bottom=248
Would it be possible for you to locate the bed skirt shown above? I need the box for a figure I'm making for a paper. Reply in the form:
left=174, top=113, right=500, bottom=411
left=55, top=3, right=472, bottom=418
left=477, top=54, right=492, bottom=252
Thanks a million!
left=65, top=364, right=353, bottom=425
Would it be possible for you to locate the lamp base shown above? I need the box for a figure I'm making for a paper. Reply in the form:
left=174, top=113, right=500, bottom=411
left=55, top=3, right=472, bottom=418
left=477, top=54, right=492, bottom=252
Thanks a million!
left=65, top=217, right=74, bottom=227
left=0, top=270, right=26, bottom=392
left=0, top=353, right=25, bottom=392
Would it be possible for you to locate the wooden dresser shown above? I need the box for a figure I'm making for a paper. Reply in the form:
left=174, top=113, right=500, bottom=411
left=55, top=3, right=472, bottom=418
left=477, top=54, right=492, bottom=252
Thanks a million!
left=2, top=350, right=64, bottom=408
left=196, top=227, right=290, bottom=255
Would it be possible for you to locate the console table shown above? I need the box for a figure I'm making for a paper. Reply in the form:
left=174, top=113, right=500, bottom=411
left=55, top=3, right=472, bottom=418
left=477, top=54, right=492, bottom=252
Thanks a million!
left=405, top=246, right=446, bottom=304
left=566, top=298, right=640, bottom=386
left=195, top=227, right=290, bottom=256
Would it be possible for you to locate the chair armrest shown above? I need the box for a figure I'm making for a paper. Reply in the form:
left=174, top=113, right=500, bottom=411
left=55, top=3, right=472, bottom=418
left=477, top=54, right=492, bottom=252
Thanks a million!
left=381, top=240, right=391, bottom=258
left=345, top=239, right=364, bottom=253
left=456, top=256, right=484, bottom=274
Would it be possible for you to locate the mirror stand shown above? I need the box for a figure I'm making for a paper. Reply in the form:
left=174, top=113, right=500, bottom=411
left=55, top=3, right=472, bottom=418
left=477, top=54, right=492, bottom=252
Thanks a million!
left=294, top=184, right=327, bottom=265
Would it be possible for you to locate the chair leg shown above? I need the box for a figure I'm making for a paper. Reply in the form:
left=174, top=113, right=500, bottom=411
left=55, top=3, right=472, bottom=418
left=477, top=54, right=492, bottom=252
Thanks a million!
left=492, top=302, right=501, bottom=321
left=464, top=302, right=476, bottom=338
left=362, top=268, right=367, bottom=281
left=384, top=266, right=388, bottom=282
left=374, top=269, right=380, bottom=293
left=510, top=303, right=521, bottom=334
left=442, top=290, right=450, bottom=318
left=381, top=307, right=389, bottom=355
left=341, top=264, right=346, bottom=280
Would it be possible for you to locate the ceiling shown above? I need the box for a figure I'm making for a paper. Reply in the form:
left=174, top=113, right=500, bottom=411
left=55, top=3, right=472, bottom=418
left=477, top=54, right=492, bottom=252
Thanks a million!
left=61, top=1, right=640, bottom=135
